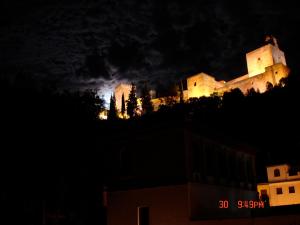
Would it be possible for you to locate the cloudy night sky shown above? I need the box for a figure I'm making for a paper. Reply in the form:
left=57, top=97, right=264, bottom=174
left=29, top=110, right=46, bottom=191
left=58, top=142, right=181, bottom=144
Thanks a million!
left=1, top=0, right=300, bottom=103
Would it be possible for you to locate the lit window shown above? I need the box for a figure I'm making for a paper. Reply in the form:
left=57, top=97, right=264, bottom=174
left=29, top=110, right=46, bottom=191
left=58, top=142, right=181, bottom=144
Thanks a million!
left=194, top=82, right=197, bottom=86
left=276, top=187, right=283, bottom=195
left=138, top=206, right=149, bottom=225
left=274, top=169, right=280, bottom=177
left=289, top=186, right=295, bottom=193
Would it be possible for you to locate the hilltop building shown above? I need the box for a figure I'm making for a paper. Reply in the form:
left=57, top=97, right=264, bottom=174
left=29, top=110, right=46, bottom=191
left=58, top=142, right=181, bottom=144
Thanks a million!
left=114, top=37, right=290, bottom=113
left=257, top=164, right=300, bottom=207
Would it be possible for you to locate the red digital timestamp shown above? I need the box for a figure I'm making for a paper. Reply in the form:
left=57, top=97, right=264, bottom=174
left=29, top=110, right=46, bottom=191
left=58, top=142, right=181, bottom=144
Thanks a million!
left=218, top=200, right=265, bottom=209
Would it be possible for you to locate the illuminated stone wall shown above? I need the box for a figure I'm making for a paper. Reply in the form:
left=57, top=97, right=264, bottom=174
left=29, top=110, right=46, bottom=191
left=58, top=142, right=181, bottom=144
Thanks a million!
left=183, top=42, right=289, bottom=100
left=272, top=45, right=287, bottom=66
left=246, top=44, right=286, bottom=77
left=271, top=62, right=290, bottom=84
left=151, top=96, right=179, bottom=111
left=114, top=83, right=131, bottom=112
left=113, top=43, right=290, bottom=112
left=187, top=73, right=224, bottom=98
left=217, top=63, right=289, bottom=94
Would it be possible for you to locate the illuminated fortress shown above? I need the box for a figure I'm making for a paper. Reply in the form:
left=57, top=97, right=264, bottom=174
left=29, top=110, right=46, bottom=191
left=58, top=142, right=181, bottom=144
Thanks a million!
left=115, top=37, right=290, bottom=112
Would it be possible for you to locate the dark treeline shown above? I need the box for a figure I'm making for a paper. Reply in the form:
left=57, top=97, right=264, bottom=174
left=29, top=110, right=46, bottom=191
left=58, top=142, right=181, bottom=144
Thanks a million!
left=104, top=72, right=300, bottom=183
left=143, top=72, right=300, bottom=181
left=0, top=76, right=108, bottom=225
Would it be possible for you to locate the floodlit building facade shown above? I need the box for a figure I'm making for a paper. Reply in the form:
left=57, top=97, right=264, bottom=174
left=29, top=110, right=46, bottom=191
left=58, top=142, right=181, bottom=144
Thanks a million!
left=257, top=164, right=300, bottom=207
left=114, top=37, right=290, bottom=113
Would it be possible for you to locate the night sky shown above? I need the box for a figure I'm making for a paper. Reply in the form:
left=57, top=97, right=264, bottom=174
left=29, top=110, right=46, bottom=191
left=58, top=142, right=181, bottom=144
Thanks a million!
left=1, top=0, right=300, bottom=103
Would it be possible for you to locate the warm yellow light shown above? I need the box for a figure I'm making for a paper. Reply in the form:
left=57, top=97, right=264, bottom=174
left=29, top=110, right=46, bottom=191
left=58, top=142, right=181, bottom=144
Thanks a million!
left=98, top=110, right=108, bottom=120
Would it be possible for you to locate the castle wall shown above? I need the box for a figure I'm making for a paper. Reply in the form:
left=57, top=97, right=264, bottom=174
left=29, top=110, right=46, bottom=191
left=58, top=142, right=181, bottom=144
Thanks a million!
left=225, top=74, right=249, bottom=86
left=187, top=73, right=224, bottom=98
left=271, top=45, right=287, bottom=66
left=246, top=44, right=286, bottom=78
left=151, top=96, right=180, bottom=111
left=217, top=63, right=289, bottom=94
left=113, top=43, right=290, bottom=113
left=271, top=63, right=290, bottom=84
left=217, top=71, right=274, bottom=94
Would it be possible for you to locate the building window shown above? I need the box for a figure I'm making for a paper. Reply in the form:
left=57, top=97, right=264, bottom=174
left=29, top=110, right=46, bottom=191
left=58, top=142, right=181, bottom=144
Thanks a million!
left=258, top=57, right=261, bottom=61
left=194, top=82, right=197, bottom=86
left=276, top=187, right=283, bottom=195
left=138, top=206, right=149, bottom=225
left=289, top=186, right=295, bottom=193
left=274, top=169, right=280, bottom=177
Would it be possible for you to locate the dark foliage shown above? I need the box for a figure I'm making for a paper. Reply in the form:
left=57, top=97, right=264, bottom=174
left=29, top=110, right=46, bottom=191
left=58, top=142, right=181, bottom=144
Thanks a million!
left=141, top=84, right=154, bottom=115
left=108, top=94, right=118, bottom=120
left=134, top=72, right=300, bottom=182
left=0, top=78, right=107, bottom=225
left=121, top=93, right=126, bottom=116
left=126, top=83, right=138, bottom=118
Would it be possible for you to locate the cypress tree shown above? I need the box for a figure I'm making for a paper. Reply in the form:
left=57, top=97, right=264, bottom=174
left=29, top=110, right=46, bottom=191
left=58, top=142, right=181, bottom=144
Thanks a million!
left=126, top=84, right=138, bottom=118
left=121, top=93, right=126, bottom=117
left=108, top=94, right=117, bottom=120
left=141, top=83, right=153, bottom=115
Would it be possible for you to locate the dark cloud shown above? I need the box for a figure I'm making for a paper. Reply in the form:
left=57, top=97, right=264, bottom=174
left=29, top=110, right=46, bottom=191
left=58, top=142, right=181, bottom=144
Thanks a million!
left=83, top=52, right=110, bottom=79
left=1, top=0, right=300, bottom=99
left=106, top=42, right=145, bottom=72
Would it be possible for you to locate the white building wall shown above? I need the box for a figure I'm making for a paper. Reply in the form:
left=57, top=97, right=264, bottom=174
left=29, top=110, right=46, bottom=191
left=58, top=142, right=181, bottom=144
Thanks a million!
left=258, top=164, right=300, bottom=207
left=267, top=164, right=289, bottom=182
left=268, top=181, right=300, bottom=206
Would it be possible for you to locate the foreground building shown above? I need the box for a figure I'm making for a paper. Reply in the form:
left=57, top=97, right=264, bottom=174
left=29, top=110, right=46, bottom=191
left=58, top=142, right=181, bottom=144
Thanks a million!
left=114, top=37, right=290, bottom=113
left=104, top=123, right=258, bottom=225
left=257, top=164, right=300, bottom=207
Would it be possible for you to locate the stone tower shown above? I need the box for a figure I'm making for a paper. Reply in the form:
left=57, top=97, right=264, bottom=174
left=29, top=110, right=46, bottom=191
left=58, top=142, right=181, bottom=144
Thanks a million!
left=246, top=36, right=287, bottom=77
left=114, top=83, right=132, bottom=112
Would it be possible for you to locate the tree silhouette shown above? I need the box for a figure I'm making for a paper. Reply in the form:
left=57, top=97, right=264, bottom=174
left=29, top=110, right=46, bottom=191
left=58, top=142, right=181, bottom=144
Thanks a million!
left=126, top=84, right=138, bottom=118
left=266, top=81, right=273, bottom=91
left=121, top=93, right=126, bottom=117
left=179, top=81, right=184, bottom=104
left=108, top=94, right=118, bottom=120
left=141, top=84, right=153, bottom=115
left=80, top=89, right=105, bottom=120
left=246, top=88, right=259, bottom=97
left=222, top=88, right=244, bottom=109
